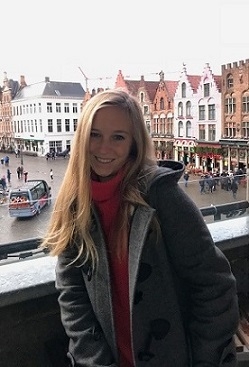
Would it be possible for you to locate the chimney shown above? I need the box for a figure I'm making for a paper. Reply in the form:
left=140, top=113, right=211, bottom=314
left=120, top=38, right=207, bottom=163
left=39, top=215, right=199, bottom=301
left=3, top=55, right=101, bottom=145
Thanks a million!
left=20, top=75, right=27, bottom=88
left=45, top=77, right=50, bottom=82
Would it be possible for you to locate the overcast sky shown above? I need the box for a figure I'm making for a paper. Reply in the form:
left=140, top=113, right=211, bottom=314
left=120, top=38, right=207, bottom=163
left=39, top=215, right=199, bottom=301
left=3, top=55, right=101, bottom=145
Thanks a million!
left=1, top=0, right=249, bottom=90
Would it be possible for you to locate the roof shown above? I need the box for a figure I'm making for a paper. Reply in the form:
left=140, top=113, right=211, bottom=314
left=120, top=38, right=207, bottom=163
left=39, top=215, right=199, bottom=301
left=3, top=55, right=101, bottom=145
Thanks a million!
left=213, top=75, right=222, bottom=92
left=13, top=79, right=85, bottom=100
left=115, top=70, right=159, bottom=101
left=187, top=75, right=201, bottom=93
left=164, top=80, right=178, bottom=99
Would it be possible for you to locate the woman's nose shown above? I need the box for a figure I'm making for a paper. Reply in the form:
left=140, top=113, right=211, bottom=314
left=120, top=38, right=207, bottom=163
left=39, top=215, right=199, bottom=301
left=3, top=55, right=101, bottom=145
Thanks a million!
left=98, top=138, right=111, bottom=153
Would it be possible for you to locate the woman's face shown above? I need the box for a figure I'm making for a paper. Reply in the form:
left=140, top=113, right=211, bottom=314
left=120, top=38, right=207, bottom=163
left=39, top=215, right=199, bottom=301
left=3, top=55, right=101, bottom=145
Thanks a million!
left=89, top=106, right=133, bottom=181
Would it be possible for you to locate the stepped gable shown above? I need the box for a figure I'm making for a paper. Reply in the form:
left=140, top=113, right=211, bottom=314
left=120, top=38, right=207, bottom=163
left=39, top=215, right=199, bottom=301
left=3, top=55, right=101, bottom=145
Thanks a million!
left=187, top=75, right=201, bottom=93
left=213, top=75, right=221, bottom=92
left=115, top=70, right=158, bottom=101
left=164, top=80, right=178, bottom=99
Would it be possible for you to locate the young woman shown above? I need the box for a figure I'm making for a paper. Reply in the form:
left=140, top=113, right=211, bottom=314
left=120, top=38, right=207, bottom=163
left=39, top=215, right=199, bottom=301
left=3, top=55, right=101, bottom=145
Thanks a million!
left=41, top=89, right=239, bottom=367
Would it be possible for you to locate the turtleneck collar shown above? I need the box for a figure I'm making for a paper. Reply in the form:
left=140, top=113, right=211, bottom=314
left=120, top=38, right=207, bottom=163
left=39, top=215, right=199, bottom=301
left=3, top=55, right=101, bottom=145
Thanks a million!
left=91, top=169, right=124, bottom=202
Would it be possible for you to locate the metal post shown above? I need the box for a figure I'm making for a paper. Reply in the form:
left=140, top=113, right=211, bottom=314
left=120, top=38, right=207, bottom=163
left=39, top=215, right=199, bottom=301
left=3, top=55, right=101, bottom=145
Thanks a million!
left=20, top=142, right=23, bottom=166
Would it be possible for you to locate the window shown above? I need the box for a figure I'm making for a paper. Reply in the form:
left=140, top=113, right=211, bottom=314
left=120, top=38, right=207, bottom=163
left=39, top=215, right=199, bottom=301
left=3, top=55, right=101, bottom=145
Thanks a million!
left=73, top=119, right=77, bottom=131
left=140, top=92, right=144, bottom=103
left=39, top=119, right=43, bottom=133
left=186, top=101, right=191, bottom=117
left=159, top=97, right=164, bottom=110
left=38, top=103, right=42, bottom=113
left=225, top=97, right=236, bottom=114
left=186, top=121, right=191, bottom=137
left=47, top=103, right=52, bottom=113
left=72, top=103, right=78, bottom=113
left=57, top=119, right=62, bottom=132
left=159, top=117, right=166, bottom=134
left=224, top=123, right=236, bottom=138
left=65, top=119, right=70, bottom=132
left=204, top=83, right=210, bottom=97
left=199, top=125, right=205, bottom=140
left=181, top=83, right=186, bottom=98
left=153, top=117, right=159, bottom=133
left=146, top=120, right=150, bottom=133
left=242, top=94, right=249, bottom=113
left=242, top=122, right=249, bottom=138
left=143, top=105, right=149, bottom=115
left=64, top=103, right=70, bottom=113
left=199, top=105, right=205, bottom=120
left=56, top=103, right=61, bottom=113
left=48, top=119, right=53, bottom=133
left=178, top=121, right=183, bottom=137
left=208, top=125, right=216, bottom=141
left=178, top=102, right=183, bottom=117
left=208, top=104, right=215, bottom=120
left=227, top=74, right=233, bottom=89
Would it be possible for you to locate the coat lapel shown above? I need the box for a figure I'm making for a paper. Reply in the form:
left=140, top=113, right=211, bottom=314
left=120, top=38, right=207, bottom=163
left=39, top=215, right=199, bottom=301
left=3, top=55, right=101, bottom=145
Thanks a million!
left=128, top=205, right=155, bottom=308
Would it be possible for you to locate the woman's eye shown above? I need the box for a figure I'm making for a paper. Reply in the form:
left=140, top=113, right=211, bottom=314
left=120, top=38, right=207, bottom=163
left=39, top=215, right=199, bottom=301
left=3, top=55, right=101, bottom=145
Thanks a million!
left=90, top=131, right=100, bottom=138
left=113, top=135, right=125, bottom=141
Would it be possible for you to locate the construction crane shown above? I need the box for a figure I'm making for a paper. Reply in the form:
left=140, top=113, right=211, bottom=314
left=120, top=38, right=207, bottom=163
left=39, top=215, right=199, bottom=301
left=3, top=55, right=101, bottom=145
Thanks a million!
left=78, top=67, right=113, bottom=91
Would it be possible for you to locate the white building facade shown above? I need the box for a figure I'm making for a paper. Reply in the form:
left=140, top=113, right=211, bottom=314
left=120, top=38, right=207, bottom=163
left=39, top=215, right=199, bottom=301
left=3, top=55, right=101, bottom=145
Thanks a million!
left=11, top=77, right=85, bottom=156
left=173, top=64, right=200, bottom=165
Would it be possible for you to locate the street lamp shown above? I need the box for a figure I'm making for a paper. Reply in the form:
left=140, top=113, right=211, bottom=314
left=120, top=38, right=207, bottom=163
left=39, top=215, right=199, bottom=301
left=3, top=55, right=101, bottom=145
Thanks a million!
left=20, top=139, right=24, bottom=166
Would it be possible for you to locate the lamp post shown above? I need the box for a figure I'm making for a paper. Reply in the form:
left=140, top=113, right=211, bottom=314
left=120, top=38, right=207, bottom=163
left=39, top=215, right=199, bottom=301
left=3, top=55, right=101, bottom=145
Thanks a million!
left=20, top=140, right=24, bottom=166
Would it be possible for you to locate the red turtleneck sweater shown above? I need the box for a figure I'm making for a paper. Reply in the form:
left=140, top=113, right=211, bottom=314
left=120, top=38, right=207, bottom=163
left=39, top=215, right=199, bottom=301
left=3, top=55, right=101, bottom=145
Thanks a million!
left=91, top=170, right=133, bottom=367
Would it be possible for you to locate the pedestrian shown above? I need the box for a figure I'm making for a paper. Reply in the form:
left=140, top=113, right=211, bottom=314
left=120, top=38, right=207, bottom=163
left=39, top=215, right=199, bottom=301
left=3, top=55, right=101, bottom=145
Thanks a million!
left=7, top=168, right=11, bottom=184
left=1, top=175, right=7, bottom=190
left=50, top=168, right=53, bottom=180
left=17, top=166, right=21, bottom=179
left=199, top=175, right=205, bottom=194
left=183, top=171, right=189, bottom=187
left=23, top=171, right=28, bottom=183
left=41, top=89, right=239, bottom=367
left=231, top=178, right=238, bottom=199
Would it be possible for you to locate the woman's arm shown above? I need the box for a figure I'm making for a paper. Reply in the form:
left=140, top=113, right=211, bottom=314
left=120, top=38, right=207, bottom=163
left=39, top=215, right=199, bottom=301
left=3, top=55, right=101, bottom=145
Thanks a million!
left=153, top=182, right=240, bottom=366
left=56, top=251, right=117, bottom=367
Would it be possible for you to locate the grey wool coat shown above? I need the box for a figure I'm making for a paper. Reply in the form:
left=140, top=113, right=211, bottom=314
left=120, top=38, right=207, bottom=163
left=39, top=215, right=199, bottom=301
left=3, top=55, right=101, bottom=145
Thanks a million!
left=55, top=160, right=239, bottom=367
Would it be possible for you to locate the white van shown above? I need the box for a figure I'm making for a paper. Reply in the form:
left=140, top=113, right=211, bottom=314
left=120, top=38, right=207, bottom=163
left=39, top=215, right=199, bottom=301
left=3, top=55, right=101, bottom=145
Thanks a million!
left=9, top=179, right=51, bottom=218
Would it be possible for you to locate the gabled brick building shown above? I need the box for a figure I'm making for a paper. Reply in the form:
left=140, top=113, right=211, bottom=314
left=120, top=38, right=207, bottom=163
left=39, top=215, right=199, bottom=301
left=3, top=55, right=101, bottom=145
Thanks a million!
left=220, top=59, right=249, bottom=172
left=0, top=73, right=27, bottom=151
left=115, top=70, right=178, bottom=160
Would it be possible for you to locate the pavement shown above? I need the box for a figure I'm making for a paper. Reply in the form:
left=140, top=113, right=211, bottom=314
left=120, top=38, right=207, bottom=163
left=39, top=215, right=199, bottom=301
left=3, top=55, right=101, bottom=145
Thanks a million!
left=1, top=152, right=248, bottom=213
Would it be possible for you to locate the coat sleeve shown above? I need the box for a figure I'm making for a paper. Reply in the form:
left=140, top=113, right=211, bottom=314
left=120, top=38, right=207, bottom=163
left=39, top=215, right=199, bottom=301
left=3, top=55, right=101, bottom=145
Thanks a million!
left=55, top=250, right=117, bottom=367
left=152, top=182, right=240, bottom=367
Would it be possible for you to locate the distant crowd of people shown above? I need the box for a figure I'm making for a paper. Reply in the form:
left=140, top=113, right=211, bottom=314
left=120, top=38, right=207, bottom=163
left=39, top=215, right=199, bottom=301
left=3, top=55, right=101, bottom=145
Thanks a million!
left=191, top=168, right=246, bottom=199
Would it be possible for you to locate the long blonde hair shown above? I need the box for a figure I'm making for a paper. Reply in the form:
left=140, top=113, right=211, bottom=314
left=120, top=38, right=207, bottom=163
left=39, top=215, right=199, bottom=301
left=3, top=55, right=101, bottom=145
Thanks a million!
left=41, top=88, right=157, bottom=267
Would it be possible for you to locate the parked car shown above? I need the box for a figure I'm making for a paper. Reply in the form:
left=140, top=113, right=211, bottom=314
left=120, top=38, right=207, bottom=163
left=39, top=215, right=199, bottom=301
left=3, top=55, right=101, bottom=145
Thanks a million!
left=8, top=179, right=51, bottom=217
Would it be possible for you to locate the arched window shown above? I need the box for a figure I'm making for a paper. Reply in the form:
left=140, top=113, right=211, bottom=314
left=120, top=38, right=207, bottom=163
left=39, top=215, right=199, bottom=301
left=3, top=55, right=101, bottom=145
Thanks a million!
left=227, top=74, right=233, bottom=89
left=160, top=97, right=164, bottom=110
left=140, top=92, right=144, bottom=103
left=178, top=121, right=183, bottom=137
left=181, top=83, right=186, bottom=98
left=186, top=121, right=191, bottom=137
left=186, top=101, right=191, bottom=117
left=178, top=102, right=183, bottom=117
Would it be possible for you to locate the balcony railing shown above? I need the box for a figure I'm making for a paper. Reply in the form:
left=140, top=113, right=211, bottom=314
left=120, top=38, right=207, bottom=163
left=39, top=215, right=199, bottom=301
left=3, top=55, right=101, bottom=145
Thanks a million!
left=1, top=204, right=249, bottom=366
